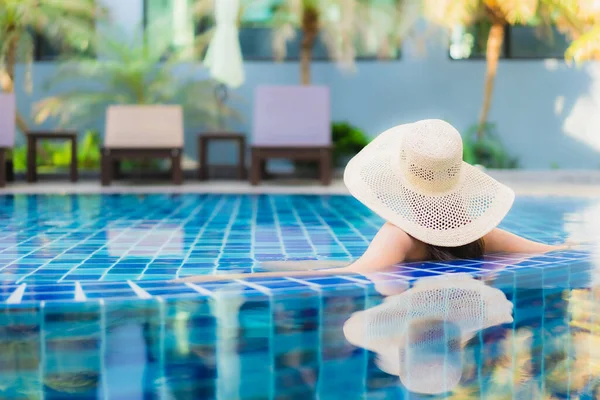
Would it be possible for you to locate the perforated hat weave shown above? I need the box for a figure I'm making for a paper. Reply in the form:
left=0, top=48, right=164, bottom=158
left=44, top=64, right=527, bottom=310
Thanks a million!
left=344, top=119, right=515, bottom=246
left=343, top=274, right=514, bottom=394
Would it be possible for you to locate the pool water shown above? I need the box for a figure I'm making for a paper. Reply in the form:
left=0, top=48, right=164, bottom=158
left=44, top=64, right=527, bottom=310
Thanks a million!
left=1, top=194, right=600, bottom=399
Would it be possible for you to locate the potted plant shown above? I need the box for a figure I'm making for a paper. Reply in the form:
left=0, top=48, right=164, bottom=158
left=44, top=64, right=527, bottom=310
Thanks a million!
left=331, top=122, right=370, bottom=166
left=462, top=123, right=518, bottom=169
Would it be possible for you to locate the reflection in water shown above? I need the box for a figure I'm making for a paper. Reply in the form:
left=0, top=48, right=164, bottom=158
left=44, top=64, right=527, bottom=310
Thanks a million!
left=0, top=307, right=42, bottom=399
left=344, top=274, right=513, bottom=395
left=107, top=226, right=184, bottom=258
left=44, top=303, right=101, bottom=399
left=6, top=257, right=600, bottom=398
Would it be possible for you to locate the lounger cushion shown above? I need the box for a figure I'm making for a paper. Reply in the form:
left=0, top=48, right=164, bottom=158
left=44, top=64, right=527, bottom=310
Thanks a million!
left=0, top=94, right=16, bottom=148
left=105, top=105, right=184, bottom=148
left=252, top=86, right=331, bottom=147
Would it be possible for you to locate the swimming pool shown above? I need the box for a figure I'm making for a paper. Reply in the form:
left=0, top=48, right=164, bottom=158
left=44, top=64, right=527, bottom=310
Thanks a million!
left=0, top=194, right=599, bottom=398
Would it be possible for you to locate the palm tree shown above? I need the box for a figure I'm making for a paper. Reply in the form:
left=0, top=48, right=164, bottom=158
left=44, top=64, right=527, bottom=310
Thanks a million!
left=557, top=1, right=600, bottom=63
left=0, top=0, right=102, bottom=135
left=270, top=0, right=418, bottom=85
left=189, top=0, right=417, bottom=85
left=33, top=29, right=240, bottom=130
left=423, top=0, right=574, bottom=140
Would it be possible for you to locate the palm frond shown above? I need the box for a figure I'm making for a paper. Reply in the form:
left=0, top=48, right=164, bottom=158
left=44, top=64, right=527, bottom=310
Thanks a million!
left=494, top=0, right=540, bottom=24
left=44, top=59, right=111, bottom=89
left=546, top=0, right=588, bottom=38
left=270, top=0, right=302, bottom=62
left=18, top=31, right=35, bottom=92
left=35, top=27, right=241, bottom=130
left=40, top=0, right=101, bottom=18
left=25, top=0, right=100, bottom=50
left=565, top=24, right=600, bottom=63
left=191, top=0, right=214, bottom=18
left=33, top=90, right=121, bottom=128
left=272, top=23, right=297, bottom=61
left=423, top=0, right=482, bottom=27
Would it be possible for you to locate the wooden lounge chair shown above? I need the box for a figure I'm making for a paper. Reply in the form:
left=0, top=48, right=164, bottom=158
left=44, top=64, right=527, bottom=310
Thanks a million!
left=0, top=94, right=16, bottom=188
left=101, top=105, right=184, bottom=186
left=250, top=86, right=332, bottom=185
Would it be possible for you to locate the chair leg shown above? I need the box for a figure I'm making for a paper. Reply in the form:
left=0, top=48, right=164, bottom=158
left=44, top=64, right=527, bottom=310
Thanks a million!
left=172, top=150, right=183, bottom=185
left=0, top=148, right=5, bottom=188
left=320, top=148, right=332, bottom=186
left=70, top=137, right=78, bottom=182
left=260, top=160, right=268, bottom=179
left=198, top=137, right=207, bottom=180
left=27, top=136, right=36, bottom=183
left=238, top=137, right=246, bottom=180
left=112, top=160, right=121, bottom=179
left=101, top=151, right=112, bottom=186
left=250, top=149, right=261, bottom=186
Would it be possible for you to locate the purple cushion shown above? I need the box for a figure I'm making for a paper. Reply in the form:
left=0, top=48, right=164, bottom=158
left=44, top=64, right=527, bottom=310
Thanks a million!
left=253, top=85, right=331, bottom=147
left=0, top=94, right=16, bottom=148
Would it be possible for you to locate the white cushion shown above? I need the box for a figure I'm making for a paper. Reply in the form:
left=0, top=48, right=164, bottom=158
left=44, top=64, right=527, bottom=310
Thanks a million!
left=105, top=105, right=184, bottom=148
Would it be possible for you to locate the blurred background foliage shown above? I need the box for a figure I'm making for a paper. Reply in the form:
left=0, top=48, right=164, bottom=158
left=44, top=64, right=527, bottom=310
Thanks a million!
left=2, top=0, right=600, bottom=171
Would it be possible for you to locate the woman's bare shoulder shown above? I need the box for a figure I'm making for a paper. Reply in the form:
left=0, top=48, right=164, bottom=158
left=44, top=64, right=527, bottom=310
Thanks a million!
left=363, top=222, right=426, bottom=261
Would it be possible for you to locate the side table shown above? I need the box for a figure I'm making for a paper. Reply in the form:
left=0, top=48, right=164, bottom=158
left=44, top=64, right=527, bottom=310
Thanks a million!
left=198, top=133, right=246, bottom=180
left=27, top=131, right=78, bottom=183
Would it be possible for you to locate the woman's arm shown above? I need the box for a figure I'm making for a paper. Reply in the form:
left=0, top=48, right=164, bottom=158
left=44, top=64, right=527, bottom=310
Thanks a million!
left=347, top=222, right=415, bottom=271
left=177, top=268, right=351, bottom=283
left=483, top=228, right=568, bottom=254
left=177, top=223, right=414, bottom=283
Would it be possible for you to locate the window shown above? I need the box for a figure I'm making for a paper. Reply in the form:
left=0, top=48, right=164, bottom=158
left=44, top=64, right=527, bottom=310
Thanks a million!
left=449, top=22, right=570, bottom=60
left=143, top=0, right=401, bottom=61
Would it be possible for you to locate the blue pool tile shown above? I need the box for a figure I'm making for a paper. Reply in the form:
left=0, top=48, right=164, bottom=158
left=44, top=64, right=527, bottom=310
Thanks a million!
left=300, top=277, right=360, bottom=286
left=385, top=269, right=445, bottom=278
left=429, top=266, right=485, bottom=274
left=245, top=280, right=309, bottom=290
left=21, top=292, right=75, bottom=302
left=0, top=194, right=596, bottom=304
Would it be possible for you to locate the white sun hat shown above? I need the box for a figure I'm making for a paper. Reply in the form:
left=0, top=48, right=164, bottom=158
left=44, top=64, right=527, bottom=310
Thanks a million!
left=344, top=119, right=515, bottom=247
left=343, top=274, right=514, bottom=394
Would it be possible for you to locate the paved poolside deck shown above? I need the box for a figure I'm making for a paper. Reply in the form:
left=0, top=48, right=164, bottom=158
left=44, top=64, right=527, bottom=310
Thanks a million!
left=2, top=170, right=600, bottom=197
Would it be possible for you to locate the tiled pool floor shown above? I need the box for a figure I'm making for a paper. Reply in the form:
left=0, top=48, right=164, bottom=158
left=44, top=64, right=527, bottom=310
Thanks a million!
left=0, top=194, right=598, bottom=305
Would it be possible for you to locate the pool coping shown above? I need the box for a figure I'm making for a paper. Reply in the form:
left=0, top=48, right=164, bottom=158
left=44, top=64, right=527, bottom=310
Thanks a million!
left=2, top=169, right=600, bottom=197
left=0, top=250, right=592, bottom=307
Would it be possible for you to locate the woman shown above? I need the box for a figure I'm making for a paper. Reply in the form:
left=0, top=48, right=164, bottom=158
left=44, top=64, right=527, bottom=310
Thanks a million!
left=181, top=119, right=568, bottom=283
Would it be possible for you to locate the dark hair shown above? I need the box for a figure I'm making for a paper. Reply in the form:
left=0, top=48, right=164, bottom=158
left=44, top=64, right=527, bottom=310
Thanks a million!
left=425, top=238, right=485, bottom=261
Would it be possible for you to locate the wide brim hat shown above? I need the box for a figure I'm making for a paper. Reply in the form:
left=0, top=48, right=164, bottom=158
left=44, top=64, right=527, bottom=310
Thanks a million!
left=344, top=119, right=515, bottom=247
left=343, top=274, right=514, bottom=394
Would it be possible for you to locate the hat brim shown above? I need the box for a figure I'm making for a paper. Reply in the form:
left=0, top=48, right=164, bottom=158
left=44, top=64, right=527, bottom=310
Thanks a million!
left=343, top=124, right=515, bottom=247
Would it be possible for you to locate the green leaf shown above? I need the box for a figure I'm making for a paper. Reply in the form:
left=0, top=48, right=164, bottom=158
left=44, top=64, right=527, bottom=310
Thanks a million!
left=463, top=122, right=518, bottom=168
left=331, top=121, right=370, bottom=165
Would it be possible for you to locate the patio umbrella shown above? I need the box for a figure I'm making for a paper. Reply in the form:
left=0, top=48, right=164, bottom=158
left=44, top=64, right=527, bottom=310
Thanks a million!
left=203, top=0, right=245, bottom=128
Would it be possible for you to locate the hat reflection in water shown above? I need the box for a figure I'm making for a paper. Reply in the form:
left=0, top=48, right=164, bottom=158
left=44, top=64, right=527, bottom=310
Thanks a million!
left=343, top=274, right=513, bottom=395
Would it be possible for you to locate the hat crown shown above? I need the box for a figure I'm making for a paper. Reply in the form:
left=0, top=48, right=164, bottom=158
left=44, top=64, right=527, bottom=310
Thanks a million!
left=400, top=120, right=463, bottom=193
